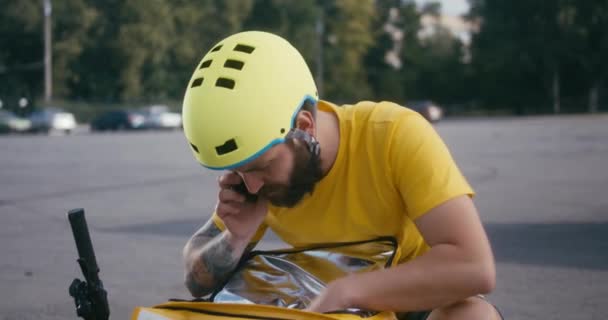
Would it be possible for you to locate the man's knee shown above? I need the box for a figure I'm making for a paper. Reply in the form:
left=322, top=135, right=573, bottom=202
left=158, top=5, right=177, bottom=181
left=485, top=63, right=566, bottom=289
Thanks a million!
left=427, top=296, right=501, bottom=320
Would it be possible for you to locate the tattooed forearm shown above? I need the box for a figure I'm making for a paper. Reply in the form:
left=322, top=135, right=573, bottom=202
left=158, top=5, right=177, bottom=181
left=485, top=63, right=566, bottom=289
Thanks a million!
left=188, top=220, right=222, bottom=247
left=183, top=220, right=257, bottom=297
left=185, top=232, right=240, bottom=297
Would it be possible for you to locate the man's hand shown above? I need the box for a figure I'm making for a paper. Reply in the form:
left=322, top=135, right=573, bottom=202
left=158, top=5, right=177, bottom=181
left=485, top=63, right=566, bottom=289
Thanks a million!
left=216, top=172, right=267, bottom=241
left=182, top=172, right=268, bottom=298
left=305, top=196, right=496, bottom=314
left=306, top=278, right=353, bottom=313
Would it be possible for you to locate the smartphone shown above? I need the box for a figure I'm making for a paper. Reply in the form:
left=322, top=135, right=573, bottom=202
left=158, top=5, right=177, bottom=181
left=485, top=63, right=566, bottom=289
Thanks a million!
left=232, top=181, right=258, bottom=203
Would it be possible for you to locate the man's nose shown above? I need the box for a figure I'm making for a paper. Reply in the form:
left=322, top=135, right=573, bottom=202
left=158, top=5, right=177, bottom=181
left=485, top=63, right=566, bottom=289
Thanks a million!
left=239, top=173, right=264, bottom=194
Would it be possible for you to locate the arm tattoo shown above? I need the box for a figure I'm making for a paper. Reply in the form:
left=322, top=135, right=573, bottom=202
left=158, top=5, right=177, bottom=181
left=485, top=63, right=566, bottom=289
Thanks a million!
left=186, top=232, right=239, bottom=297
left=184, top=221, right=258, bottom=297
left=188, top=221, right=222, bottom=247
left=202, top=233, right=238, bottom=279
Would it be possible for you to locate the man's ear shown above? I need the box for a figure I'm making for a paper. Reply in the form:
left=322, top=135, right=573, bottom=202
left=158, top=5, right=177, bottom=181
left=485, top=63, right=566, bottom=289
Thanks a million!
left=295, top=110, right=315, bottom=134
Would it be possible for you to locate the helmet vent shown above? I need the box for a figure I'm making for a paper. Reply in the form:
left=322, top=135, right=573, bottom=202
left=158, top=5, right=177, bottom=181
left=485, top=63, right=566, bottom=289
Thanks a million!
left=211, top=44, right=223, bottom=52
left=215, top=78, right=235, bottom=89
left=189, top=142, right=199, bottom=153
left=199, top=60, right=212, bottom=69
left=191, top=77, right=204, bottom=88
left=216, top=138, right=238, bottom=155
left=224, top=59, right=244, bottom=70
left=234, top=44, right=255, bottom=54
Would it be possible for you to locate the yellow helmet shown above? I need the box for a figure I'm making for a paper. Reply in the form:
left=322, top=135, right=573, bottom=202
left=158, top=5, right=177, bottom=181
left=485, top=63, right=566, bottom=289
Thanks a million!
left=182, top=31, right=318, bottom=170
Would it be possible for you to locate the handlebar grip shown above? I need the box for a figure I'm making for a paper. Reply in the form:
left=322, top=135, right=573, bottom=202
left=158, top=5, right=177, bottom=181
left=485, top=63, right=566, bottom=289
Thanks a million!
left=68, top=208, right=99, bottom=280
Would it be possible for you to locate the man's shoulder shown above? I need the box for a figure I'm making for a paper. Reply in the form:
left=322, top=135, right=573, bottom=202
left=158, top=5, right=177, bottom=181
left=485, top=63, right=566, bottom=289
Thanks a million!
left=326, top=100, right=420, bottom=124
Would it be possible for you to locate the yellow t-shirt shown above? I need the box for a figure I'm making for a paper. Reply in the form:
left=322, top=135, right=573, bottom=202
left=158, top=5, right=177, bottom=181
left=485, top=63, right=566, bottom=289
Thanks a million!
left=214, top=100, right=474, bottom=263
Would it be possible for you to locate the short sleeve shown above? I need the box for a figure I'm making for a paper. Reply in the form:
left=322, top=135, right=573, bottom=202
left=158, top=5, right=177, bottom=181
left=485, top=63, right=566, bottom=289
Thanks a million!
left=211, top=212, right=268, bottom=243
left=389, top=113, right=475, bottom=220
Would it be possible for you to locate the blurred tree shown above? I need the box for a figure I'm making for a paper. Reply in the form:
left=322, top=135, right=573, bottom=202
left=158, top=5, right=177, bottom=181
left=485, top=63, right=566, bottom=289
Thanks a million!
left=415, top=26, right=469, bottom=104
left=571, top=0, right=608, bottom=113
left=420, top=1, right=441, bottom=16
left=163, top=0, right=254, bottom=99
left=68, top=0, right=124, bottom=101
left=73, top=0, right=254, bottom=102
left=468, top=0, right=607, bottom=114
left=161, top=0, right=208, bottom=100
left=318, top=0, right=375, bottom=102
left=1, top=0, right=99, bottom=104
left=115, top=0, right=174, bottom=100
left=365, top=0, right=414, bottom=102
left=244, top=0, right=375, bottom=103
left=0, top=0, right=43, bottom=111
left=397, top=1, right=427, bottom=101
left=243, top=0, right=320, bottom=88
left=469, top=1, right=550, bottom=114
left=2, top=0, right=603, bottom=114
left=366, top=1, right=468, bottom=106
left=52, top=0, right=98, bottom=99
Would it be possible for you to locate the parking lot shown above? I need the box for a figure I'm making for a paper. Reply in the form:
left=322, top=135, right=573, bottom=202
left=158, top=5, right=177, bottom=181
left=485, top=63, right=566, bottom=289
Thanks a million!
left=1, top=115, right=607, bottom=320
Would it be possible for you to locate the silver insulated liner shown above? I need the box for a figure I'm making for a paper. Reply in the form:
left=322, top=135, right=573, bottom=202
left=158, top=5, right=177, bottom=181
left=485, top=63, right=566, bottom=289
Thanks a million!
left=212, top=238, right=397, bottom=313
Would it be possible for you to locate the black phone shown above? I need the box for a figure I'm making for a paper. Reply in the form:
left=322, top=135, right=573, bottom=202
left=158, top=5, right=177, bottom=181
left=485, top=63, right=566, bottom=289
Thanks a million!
left=232, top=181, right=258, bottom=203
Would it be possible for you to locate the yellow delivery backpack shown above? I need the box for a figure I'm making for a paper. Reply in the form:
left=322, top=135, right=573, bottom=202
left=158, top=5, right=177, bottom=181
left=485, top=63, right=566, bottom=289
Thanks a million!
left=132, top=238, right=400, bottom=320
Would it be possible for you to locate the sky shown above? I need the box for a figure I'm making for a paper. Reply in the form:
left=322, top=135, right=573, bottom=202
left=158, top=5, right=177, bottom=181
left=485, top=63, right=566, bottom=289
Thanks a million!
left=414, top=0, right=470, bottom=16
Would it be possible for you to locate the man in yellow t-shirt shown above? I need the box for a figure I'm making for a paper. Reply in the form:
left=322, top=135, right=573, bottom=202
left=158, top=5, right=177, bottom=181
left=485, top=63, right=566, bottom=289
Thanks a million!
left=181, top=31, right=501, bottom=319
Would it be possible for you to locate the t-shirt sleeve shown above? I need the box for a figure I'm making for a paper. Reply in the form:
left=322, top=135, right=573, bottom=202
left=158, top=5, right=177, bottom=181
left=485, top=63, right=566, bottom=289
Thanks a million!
left=389, top=113, right=475, bottom=220
left=211, top=212, right=268, bottom=243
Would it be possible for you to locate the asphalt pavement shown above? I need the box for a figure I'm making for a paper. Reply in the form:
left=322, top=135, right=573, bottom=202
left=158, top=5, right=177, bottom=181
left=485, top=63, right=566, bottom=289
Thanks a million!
left=1, top=114, right=607, bottom=320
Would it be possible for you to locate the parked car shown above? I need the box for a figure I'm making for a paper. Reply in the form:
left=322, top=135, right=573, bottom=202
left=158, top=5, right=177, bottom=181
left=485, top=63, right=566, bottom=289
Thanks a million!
left=406, top=100, right=444, bottom=123
left=0, top=110, right=32, bottom=134
left=29, top=108, right=77, bottom=134
left=90, top=110, right=146, bottom=131
left=141, top=105, right=182, bottom=130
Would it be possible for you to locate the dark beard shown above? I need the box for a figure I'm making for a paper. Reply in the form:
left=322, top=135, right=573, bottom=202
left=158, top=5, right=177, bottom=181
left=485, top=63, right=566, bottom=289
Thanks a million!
left=262, top=138, right=323, bottom=208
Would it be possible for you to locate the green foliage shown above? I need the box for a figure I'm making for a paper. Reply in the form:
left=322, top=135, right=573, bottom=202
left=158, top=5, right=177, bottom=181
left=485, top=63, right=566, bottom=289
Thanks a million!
left=321, top=0, right=375, bottom=101
left=469, top=0, right=608, bottom=114
left=52, top=0, right=98, bottom=97
left=1, top=0, right=606, bottom=116
left=243, top=0, right=320, bottom=75
left=0, top=0, right=43, bottom=102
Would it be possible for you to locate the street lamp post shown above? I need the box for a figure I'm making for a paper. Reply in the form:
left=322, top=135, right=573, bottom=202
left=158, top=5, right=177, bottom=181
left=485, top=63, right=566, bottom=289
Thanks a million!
left=43, top=0, right=52, bottom=103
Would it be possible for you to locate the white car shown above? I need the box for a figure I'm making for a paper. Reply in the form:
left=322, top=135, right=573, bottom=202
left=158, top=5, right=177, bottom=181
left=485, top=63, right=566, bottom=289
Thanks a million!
left=0, top=110, right=32, bottom=133
left=29, top=108, right=77, bottom=134
left=141, top=105, right=182, bottom=130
